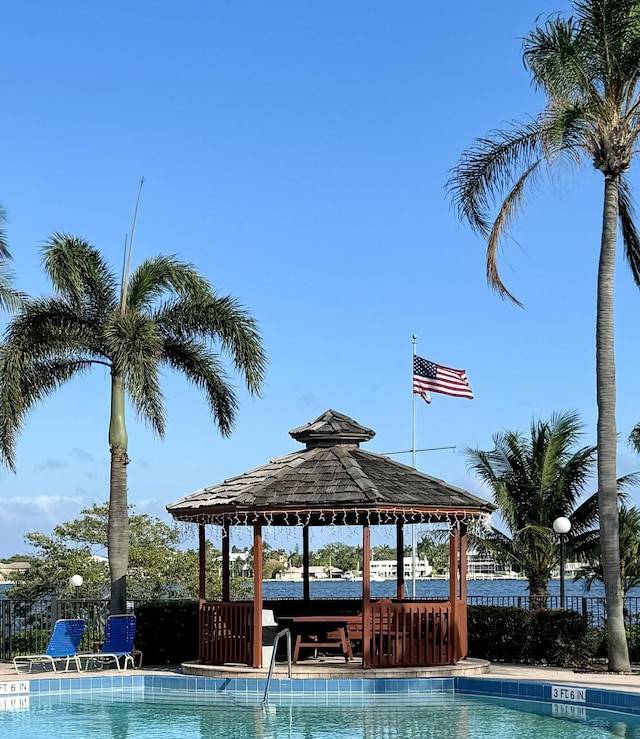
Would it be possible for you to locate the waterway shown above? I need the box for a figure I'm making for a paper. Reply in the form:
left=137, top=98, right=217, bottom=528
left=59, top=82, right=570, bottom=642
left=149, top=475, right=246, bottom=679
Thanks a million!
left=2, top=578, right=637, bottom=601
left=262, top=578, right=633, bottom=600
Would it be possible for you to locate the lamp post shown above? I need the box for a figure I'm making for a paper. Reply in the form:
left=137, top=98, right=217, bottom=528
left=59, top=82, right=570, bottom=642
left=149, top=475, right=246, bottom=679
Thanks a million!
left=69, top=574, right=83, bottom=600
left=552, top=517, right=571, bottom=609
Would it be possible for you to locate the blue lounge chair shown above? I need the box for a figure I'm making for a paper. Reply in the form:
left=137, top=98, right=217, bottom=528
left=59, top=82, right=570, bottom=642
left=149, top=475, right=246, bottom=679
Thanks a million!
left=80, top=614, right=140, bottom=671
left=13, top=618, right=85, bottom=674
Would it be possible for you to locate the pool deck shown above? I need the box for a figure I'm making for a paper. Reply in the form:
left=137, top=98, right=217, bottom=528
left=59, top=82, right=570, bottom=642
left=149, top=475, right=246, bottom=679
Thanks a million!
left=1, top=658, right=639, bottom=694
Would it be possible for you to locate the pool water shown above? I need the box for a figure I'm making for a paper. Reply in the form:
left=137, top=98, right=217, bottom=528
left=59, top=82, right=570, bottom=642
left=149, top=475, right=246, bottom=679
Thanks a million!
left=2, top=690, right=640, bottom=739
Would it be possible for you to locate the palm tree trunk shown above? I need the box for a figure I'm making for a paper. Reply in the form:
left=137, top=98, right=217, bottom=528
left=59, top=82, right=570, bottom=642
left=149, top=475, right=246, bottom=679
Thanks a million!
left=108, top=372, right=129, bottom=615
left=597, top=173, right=630, bottom=672
left=528, top=579, right=549, bottom=610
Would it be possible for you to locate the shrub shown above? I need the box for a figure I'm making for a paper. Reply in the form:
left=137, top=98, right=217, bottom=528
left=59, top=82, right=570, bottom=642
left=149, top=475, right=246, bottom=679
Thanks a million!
left=10, top=629, right=51, bottom=656
left=467, top=606, right=530, bottom=663
left=467, top=605, right=593, bottom=667
left=530, top=609, right=591, bottom=667
left=134, top=600, right=198, bottom=665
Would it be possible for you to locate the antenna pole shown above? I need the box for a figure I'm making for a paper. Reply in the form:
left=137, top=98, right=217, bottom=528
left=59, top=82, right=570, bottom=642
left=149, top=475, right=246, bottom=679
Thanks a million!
left=120, top=177, right=145, bottom=313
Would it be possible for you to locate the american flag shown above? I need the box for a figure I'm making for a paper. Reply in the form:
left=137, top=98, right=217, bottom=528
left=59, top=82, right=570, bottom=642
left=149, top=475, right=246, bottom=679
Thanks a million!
left=413, top=356, right=474, bottom=400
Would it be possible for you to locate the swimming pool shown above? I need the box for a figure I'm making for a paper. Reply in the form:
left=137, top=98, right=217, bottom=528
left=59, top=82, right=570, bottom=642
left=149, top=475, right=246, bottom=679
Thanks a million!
left=1, top=675, right=640, bottom=738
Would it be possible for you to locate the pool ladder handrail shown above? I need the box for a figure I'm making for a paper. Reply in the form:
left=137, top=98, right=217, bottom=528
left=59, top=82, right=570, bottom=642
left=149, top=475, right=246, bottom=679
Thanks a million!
left=262, top=628, right=292, bottom=705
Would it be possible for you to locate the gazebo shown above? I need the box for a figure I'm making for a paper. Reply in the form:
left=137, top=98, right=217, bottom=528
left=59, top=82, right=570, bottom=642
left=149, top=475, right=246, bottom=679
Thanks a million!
left=167, top=409, right=495, bottom=669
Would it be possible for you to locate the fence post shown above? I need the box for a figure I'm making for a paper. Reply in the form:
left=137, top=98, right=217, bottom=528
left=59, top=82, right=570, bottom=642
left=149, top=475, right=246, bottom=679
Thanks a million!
left=1, top=600, right=10, bottom=661
left=50, top=596, right=61, bottom=624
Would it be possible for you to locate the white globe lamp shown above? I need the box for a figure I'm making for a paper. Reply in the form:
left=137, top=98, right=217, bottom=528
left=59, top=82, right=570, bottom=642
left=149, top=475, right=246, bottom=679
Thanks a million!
left=552, top=517, right=571, bottom=608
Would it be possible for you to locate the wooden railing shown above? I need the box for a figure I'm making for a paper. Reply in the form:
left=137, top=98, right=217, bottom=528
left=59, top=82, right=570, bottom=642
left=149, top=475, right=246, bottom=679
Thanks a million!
left=368, top=600, right=452, bottom=667
left=199, top=601, right=254, bottom=665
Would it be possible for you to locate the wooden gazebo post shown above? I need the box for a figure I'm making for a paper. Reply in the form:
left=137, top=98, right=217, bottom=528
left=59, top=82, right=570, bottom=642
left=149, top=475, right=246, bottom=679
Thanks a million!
left=252, top=522, right=263, bottom=667
left=302, top=524, right=310, bottom=602
left=222, top=520, right=230, bottom=602
left=458, top=522, right=468, bottom=660
left=362, top=523, right=371, bottom=668
left=198, top=523, right=206, bottom=602
left=449, top=524, right=459, bottom=662
left=396, top=521, right=405, bottom=599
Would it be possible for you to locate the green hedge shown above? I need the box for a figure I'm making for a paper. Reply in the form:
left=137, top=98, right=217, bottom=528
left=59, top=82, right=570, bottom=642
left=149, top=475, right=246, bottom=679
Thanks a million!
left=134, top=600, right=198, bottom=665
left=467, top=605, right=593, bottom=667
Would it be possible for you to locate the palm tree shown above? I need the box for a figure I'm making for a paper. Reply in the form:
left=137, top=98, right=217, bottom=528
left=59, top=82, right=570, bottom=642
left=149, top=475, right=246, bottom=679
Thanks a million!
left=448, top=0, right=640, bottom=672
left=0, top=233, right=266, bottom=613
left=467, top=411, right=602, bottom=608
left=575, top=505, right=640, bottom=593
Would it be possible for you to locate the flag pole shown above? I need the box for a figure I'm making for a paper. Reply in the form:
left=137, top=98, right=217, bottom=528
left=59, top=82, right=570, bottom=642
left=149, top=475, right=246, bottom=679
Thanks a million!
left=411, top=335, right=418, bottom=598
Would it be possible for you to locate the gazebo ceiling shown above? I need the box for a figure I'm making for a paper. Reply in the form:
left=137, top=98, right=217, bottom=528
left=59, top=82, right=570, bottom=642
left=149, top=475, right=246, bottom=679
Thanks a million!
left=167, top=409, right=495, bottom=527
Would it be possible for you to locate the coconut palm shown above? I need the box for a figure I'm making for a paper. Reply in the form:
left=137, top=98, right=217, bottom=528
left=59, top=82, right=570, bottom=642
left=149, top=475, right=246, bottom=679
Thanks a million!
left=0, top=233, right=266, bottom=613
left=448, top=0, right=640, bottom=671
left=575, top=505, right=640, bottom=593
left=466, top=411, right=629, bottom=608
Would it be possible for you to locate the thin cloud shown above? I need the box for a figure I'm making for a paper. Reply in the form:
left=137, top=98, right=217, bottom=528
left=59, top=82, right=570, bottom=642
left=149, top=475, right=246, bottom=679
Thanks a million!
left=71, top=447, right=95, bottom=463
left=35, top=458, right=70, bottom=471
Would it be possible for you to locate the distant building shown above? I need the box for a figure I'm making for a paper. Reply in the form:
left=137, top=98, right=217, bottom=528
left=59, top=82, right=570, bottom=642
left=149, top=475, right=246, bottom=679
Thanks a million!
left=370, top=557, right=433, bottom=581
left=0, top=561, right=30, bottom=583
left=465, top=551, right=519, bottom=579
left=276, top=566, right=343, bottom=581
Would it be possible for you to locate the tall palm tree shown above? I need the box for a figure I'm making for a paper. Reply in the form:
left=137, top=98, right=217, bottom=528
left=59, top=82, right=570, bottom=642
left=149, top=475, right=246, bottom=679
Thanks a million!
left=0, top=234, right=266, bottom=613
left=448, top=0, right=640, bottom=672
left=467, top=411, right=601, bottom=608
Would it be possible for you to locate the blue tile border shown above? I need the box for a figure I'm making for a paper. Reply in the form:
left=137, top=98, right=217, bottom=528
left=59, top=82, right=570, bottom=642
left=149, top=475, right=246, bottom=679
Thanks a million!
left=16, top=673, right=640, bottom=718
left=456, top=677, right=640, bottom=716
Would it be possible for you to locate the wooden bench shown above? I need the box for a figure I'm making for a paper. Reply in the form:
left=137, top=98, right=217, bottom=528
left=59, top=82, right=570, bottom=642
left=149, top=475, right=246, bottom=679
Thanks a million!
left=282, top=616, right=360, bottom=663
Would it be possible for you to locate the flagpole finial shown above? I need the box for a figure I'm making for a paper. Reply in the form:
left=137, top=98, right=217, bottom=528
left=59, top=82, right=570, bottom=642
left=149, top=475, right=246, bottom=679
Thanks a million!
left=412, top=334, right=417, bottom=340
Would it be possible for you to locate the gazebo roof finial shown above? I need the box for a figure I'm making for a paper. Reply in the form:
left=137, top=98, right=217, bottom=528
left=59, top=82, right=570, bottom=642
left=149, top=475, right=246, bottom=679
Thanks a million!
left=289, top=409, right=375, bottom=449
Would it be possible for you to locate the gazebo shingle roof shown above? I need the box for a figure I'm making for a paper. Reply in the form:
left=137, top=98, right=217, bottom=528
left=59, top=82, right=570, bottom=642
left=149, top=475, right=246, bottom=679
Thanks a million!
left=167, top=409, right=495, bottom=526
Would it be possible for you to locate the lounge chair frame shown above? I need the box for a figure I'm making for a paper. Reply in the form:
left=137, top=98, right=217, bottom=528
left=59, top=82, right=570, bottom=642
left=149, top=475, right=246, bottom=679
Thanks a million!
left=13, top=618, right=85, bottom=674
left=79, top=614, right=141, bottom=671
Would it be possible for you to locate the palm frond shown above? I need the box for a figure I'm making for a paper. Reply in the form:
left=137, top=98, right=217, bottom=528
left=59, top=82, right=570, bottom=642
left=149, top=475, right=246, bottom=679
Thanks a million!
left=0, top=261, right=26, bottom=313
left=0, top=354, right=93, bottom=470
left=0, top=203, right=11, bottom=260
left=630, top=422, right=640, bottom=453
left=155, top=295, right=267, bottom=396
left=126, top=256, right=212, bottom=313
left=447, top=122, right=546, bottom=236
left=4, top=297, right=107, bottom=360
left=161, top=337, right=238, bottom=437
left=618, top=175, right=640, bottom=286
left=574, top=0, right=640, bottom=92
left=524, top=15, right=602, bottom=105
left=484, top=161, right=541, bottom=306
left=42, top=234, right=117, bottom=314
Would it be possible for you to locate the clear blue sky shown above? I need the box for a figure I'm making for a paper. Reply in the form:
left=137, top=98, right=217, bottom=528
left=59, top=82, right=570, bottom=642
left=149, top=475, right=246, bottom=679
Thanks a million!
left=0, top=1, right=638, bottom=557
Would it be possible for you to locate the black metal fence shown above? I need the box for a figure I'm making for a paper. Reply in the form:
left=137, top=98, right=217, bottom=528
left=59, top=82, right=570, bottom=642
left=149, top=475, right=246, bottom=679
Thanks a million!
left=2, top=595, right=640, bottom=662
left=0, top=598, right=137, bottom=661
left=467, top=594, right=640, bottom=630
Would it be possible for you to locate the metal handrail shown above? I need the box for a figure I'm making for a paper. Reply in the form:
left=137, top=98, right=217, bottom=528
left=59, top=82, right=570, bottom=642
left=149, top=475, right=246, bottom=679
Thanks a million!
left=262, top=628, right=292, bottom=705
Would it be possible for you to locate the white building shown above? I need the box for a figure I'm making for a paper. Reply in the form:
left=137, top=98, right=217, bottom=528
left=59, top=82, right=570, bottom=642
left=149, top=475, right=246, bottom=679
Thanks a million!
left=369, top=557, right=433, bottom=581
left=465, top=551, right=519, bottom=579
left=276, top=566, right=343, bottom=581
